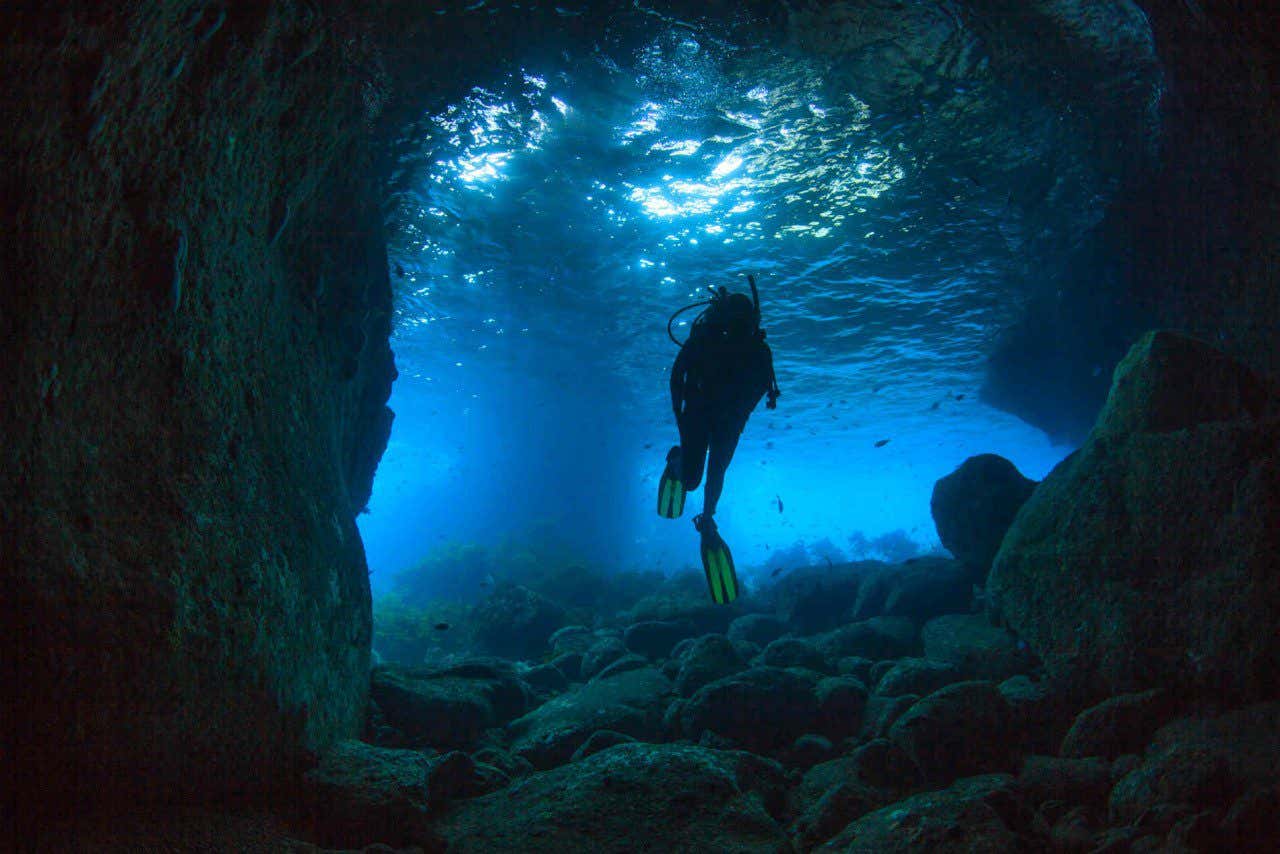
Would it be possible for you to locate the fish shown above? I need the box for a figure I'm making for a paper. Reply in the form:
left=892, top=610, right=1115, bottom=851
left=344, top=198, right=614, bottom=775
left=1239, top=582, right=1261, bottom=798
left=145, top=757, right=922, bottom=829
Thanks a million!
left=434, top=622, right=451, bottom=631
left=774, top=494, right=784, bottom=513
left=824, top=556, right=834, bottom=569
left=953, top=393, right=966, bottom=400
left=770, top=565, right=787, bottom=577
left=872, top=384, right=885, bottom=393
left=394, top=263, right=406, bottom=278
left=930, top=401, right=941, bottom=411
left=875, top=439, right=890, bottom=448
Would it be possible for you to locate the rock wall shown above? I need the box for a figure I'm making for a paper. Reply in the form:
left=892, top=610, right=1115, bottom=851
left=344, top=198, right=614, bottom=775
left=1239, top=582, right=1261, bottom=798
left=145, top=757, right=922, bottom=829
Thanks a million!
left=0, top=1, right=394, bottom=811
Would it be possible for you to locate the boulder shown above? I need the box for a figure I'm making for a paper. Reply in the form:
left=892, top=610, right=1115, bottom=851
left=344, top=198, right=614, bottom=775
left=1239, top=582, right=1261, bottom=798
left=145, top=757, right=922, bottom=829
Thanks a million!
left=623, top=572, right=738, bottom=634
left=850, top=558, right=973, bottom=622
left=859, top=694, right=918, bottom=741
left=814, top=617, right=917, bottom=661
left=874, top=658, right=964, bottom=697
left=435, top=743, right=792, bottom=852
left=679, top=667, right=821, bottom=754
left=1016, top=755, right=1111, bottom=809
left=759, top=637, right=832, bottom=673
left=930, top=454, right=1037, bottom=581
left=471, top=586, right=567, bottom=659
left=999, top=675, right=1075, bottom=757
left=773, top=562, right=876, bottom=633
left=837, top=656, right=875, bottom=683
left=549, top=652, right=583, bottom=682
left=989, top=331, right=1280, bottom=701
left=299, top=741, right=440, bottom=849
left=787, top=734, right=836, bottom=769
left=506, top=666, right=671, bottom=770
left=370, top=662, right=529, bottom=750
left=548, top=626, right=594, bottom=656
left=921, top=613, right=1033, bottom=682
left=673, top=634, right=745, bottom=697
left=728, top=614, right=789, bottom=647
left=579, top=638, right=629, bottom=681
left=623, top=619, right=696, bottom=659
left=590, top=653, right=650, bottom=682
left=814, top=676, right=870, bottom=742
left=815, top=774, right=1024, bottom=853
left=792, top=779, right=890, bottom=850
left=521, top=663, right=568, bottom=694
left=1109, top=702, right=1280, bottom=823
left=1059, top=688, right=1180, bottom=760
left=569, top=729, right=636, bottom=762
left=889, top=681, right=1014, bottom=786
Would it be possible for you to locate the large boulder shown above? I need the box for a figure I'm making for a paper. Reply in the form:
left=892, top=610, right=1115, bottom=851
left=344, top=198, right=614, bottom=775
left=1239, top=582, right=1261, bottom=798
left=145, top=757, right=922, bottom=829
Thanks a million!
left=814, top=617, right=918, bottom=661
left=506, top=666, right=671, bottom=770
left=989, top=331, right=1280, bottom=701
left=435, top=743, right=791, bottom=852
left=370, top=661, right=529, bottom=750
left=930, top=455, right=1037, bottom=581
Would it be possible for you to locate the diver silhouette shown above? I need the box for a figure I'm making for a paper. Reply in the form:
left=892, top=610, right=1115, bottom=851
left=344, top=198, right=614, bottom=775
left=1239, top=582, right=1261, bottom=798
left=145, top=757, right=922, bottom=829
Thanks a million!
left=658, top=275, right=780, bottom=604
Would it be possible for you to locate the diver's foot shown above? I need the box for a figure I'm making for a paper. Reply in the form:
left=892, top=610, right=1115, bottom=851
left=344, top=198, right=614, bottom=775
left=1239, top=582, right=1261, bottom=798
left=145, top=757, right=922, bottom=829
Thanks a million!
left=693, top=513, right=717, bottom=535
left=667, top=445, right=682, bottom=463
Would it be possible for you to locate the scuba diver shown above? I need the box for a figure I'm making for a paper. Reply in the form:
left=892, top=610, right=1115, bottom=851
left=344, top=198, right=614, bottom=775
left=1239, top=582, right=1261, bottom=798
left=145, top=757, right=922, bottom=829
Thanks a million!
left=658, top=274, right=780, bottom=604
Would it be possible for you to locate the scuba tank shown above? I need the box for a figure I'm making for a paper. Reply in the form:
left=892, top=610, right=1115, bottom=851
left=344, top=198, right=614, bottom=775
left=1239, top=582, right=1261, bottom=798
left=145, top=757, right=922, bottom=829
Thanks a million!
left=667, top=275, right=763, bottom=347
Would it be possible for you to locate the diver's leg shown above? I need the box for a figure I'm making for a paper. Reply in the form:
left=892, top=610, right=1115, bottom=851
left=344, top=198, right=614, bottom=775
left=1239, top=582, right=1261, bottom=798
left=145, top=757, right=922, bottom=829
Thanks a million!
left=703, top=417, right=744, bottom=516
left=677, top=406, right=710, bottom=492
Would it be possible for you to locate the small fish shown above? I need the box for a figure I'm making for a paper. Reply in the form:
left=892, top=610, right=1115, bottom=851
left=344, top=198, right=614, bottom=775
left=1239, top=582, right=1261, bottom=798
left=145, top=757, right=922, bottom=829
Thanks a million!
left=953, top=393, right=966, bottom=401
left=930, top=401, right=941, bottom=411
left=434, top=622, right=451, bottom=631
left=644, top=442, right=653, bottom=449
left=824, top=556, right=834, bottom=569
left=775, top=494, right=784, bottom=514
left=875, top=439, right=891, bottom=448
left=872, top=384, right=885, bottom=393
left=394, top=263, right=406, bottom=278
left=771, top=565, right=786, bottom=577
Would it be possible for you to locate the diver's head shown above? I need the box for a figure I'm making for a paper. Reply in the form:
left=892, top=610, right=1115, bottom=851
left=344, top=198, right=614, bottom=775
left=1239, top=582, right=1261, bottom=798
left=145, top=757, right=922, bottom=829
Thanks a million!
left=720, top=292, right=757, bottom=335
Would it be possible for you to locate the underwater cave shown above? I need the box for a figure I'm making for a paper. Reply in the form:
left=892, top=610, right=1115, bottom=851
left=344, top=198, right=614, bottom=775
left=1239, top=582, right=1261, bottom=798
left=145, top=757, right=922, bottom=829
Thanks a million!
left=2, top=1, right=1277, bottom=850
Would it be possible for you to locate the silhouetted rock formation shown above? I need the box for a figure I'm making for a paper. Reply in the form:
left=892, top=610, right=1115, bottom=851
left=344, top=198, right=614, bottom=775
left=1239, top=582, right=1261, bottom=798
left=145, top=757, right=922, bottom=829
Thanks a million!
left=930, top=454, right=1037, bottom=582
left=990, top=330, right=1280, bottom=701
left=0, top=1, right=394, bottom=813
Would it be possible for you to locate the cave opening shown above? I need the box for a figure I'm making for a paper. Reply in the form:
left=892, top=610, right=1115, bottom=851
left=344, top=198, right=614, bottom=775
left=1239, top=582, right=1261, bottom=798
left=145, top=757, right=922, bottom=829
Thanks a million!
left=359, top=1, right=1157, bottom=606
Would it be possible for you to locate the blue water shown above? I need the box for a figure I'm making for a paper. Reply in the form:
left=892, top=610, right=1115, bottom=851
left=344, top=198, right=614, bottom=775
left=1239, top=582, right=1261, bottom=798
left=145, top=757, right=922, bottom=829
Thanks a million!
left=359, top=16, right=1082, bottom=594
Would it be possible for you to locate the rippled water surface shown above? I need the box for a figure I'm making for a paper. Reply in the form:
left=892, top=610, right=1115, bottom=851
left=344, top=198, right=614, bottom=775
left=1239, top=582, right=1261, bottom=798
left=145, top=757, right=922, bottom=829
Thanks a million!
left=360, top=8, right=1081, bottom=586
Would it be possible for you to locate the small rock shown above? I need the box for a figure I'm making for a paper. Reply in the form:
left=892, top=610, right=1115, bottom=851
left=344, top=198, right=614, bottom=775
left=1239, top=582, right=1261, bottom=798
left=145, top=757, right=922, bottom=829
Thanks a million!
left=548, top=625, right=593, bottom=655
left=522, top=663, right=568, bottom=694
left=836, top=656, right=874, bottom=682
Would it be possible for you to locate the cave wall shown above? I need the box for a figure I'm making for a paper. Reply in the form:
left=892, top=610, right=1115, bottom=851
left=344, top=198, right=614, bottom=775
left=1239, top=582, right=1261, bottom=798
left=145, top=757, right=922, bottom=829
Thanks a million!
left=979, top=0, right=1279, bottom=441
left=0, top=1, right=394, bottom=810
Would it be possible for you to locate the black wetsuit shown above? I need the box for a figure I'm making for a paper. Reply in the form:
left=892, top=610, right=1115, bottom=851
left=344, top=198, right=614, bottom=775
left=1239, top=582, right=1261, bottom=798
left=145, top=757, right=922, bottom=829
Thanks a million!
left=670, top=325, right=776, bottom=516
